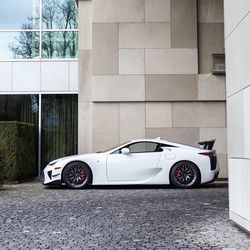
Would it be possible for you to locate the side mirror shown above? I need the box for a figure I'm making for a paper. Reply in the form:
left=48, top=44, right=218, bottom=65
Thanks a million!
left=121, top=148, right=130, bottom=155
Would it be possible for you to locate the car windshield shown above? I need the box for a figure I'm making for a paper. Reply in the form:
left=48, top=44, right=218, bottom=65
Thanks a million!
left=97, top=141, right=130, bottom=153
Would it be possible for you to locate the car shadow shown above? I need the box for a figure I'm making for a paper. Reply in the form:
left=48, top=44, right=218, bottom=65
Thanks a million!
left=43, top=181, right=228, bottom=190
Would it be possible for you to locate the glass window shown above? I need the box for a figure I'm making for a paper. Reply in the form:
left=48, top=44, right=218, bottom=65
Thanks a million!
left=42, top=0, right=78, bottom=29
left=0, top=95, right=39, bottom=124
left=0, top=0, right=78, bottom=60
left=0, top=95, right=39, bottom=173
left=0, top=0, right=40, bottom=30
left=42, top=31, right=78, bottom=58
left=0, top=32, right=40, bottom=59
left=41, top=94, right=78, bottom=167
left=0, top=94, right=78, bottom=171
left=127, top=142, right=160, bottom=153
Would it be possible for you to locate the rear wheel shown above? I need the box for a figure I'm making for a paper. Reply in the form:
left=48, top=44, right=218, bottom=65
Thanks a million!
left=170, top=161, right=199, bottom=188
left=62, top=162, right=91, bottom=189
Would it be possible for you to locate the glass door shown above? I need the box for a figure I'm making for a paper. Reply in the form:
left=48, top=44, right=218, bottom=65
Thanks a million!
left=41, top=94, right=78, bottom=168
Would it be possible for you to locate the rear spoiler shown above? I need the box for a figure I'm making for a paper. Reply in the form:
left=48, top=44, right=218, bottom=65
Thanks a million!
left=198, top=139, right=216, bottom=150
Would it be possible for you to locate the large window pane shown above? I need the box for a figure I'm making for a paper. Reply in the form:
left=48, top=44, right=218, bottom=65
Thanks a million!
left=0, top=95, right=39, bottom=174
left=42, top=31, right=78, bottom=58
left=0, top=32, right=39, bottom=59
left=41, top=95, right=78, bottom=168
left=0, top=0, right=40, bottom=30
left=42, top=0, right=78, bottom=29
left=0, top=95, right=39, bottom=124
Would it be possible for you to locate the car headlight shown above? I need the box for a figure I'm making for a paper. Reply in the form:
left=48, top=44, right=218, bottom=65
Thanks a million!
left=49, top=161, right=57, bottom=166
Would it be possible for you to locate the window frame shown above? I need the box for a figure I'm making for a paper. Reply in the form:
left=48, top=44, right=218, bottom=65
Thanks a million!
left=111, top=141, right=177, bottom=155
left=0, top=0, right=78, bottom=61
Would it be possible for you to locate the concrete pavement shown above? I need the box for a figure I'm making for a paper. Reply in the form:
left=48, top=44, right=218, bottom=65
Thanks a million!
left=0, top=181, right=249, bottom=250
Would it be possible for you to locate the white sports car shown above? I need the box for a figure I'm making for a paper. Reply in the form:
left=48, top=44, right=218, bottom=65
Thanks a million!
left=43, top=138, right=219, bottom=189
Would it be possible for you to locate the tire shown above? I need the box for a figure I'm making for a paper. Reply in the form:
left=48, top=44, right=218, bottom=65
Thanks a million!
left=62, top=162, right=91, bottom=189
left=170, top=161, right=200, bottom=188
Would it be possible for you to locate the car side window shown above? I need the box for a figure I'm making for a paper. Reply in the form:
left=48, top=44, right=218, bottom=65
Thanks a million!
left=127, top=142, right=160, bottom=153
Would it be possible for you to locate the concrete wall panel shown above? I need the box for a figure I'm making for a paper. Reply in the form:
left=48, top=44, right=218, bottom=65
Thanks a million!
left=0, top=62, right=12, bottom=91
left=119, top=103, right=145, bottom=143
left=224, top=0, right=250, bottom=37
left=41, top=62, right=69, bottom=91
left=78, top=102, right=93, bottom=153
left=78, top=0, right=92, bottom=50
left=171, top=0, right=197, bottom=48
left=93, top=103, right=119, bottom=152
left=217, top=154, right=228, bottom=178
left=146, top=74, right=198, bottom=101
left=225, top=14, right=250, bottom=96
left=93, top=24, right=118, bottom=75
left=199, top=23, right=224, bottom=74
left=198, top=0, right=224, bottom=23
left=69, top=62, right=78, bottom=91
left=146, top=127, right=199, bottom=147
left=119, top=23, right=171, bottom=49
left=13, top=62, right=40, bottom=91
left=227, top=92, right=244, bottom=158
left=198, top=74, right=225, bottom=100
left=119, top=49, right=145, bottom=75
left=199, top=128, right=227, bottom=154
left=93, top=0, right=144, bottom=23
left=146, top=103, right=172, bottom=128
left=173, top=102, right=226, bottom=128
left=145, top=0, right=171, bottom=22
left=92, top=75, right=145, bottom=102
left=229, top=159, right=250, bottom=225
left=145, top=49, right=198, bottom=74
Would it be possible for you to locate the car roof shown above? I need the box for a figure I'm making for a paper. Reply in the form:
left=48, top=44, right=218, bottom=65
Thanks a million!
left=129, top=138, right=201, bottom=150
left=130, top=138, right=169, bottom=144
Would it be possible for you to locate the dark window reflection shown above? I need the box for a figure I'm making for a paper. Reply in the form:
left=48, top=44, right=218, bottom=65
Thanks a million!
left=42, top=31, right=78, bottom=58
left=0, top=0, right=40, bottom=30
left=42, top=0, right=78, bottom=29
left=0, top=95, right=78, bottom=171
left=0, top=95, right=39, bottom=125
left=41, top=95, right=78, bottom=168
left=0, top=95, right=39, bottom=172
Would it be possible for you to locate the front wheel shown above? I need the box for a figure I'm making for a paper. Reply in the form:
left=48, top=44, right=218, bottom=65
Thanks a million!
left=62, top=162, right=91, bottom=189
left=170, top=161, right=200, bottom=188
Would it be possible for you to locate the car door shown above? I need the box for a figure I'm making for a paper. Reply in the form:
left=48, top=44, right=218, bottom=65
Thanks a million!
left=106, top=142, right=161, bottom=181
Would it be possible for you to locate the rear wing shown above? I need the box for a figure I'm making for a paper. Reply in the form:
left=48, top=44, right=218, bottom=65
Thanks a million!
left=198, top=139, right=216, bottom=150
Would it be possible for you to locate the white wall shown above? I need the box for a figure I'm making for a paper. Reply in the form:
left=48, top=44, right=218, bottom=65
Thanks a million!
left=224, top=0, right=250, bottom=233
left=0, top=61, right=78, bottom=92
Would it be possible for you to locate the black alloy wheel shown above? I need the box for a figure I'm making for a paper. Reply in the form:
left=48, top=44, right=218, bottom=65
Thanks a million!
left=62, top=162, right=91, bottom=189
left=170, top=161, right=199, bottom=188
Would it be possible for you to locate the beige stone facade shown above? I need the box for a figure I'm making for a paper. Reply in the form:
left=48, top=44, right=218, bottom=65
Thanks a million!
left=78, top=0, right=227, bottom=177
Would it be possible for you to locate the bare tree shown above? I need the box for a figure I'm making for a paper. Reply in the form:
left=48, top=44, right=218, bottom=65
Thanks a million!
left=9, top=0, right=78, bottom=59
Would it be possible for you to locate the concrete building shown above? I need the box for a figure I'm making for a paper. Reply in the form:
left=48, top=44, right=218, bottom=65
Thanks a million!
left=224, top=0, right=250, bottom=232
left=77, top=0, right=227, bottom=178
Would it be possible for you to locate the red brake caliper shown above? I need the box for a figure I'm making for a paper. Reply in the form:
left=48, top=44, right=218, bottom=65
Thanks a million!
left=79, top=169, right=87, bottom=181
left=175, top=168, right=182, bottom=181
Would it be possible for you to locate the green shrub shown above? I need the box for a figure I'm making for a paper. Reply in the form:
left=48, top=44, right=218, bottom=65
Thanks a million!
left=0, top=139, right=7, bottom=184
left=0, top=121, right=36, bottom=181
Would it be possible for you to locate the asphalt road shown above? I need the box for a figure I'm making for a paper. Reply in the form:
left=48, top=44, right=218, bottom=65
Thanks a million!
left=0, top=181, right=249, bottom=250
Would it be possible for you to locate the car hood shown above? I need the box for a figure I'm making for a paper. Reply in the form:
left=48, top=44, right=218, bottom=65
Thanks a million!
left=49, top=152, right=105, bottom=165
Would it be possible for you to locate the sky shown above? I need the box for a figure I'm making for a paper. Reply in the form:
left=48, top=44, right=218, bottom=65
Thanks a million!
left=0, top=0, right=40, bottom=30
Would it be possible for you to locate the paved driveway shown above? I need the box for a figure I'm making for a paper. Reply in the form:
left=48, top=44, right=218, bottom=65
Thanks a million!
left=0, top=181, right=249, bottom=250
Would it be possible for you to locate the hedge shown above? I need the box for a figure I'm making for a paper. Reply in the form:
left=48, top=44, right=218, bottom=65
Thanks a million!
left=0, top=139, right=6, bottom=184
left=0, top=121, right=36, bottom=181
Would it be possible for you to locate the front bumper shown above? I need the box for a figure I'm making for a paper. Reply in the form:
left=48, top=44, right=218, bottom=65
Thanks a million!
left=43, top=165, right=62, bottom=185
